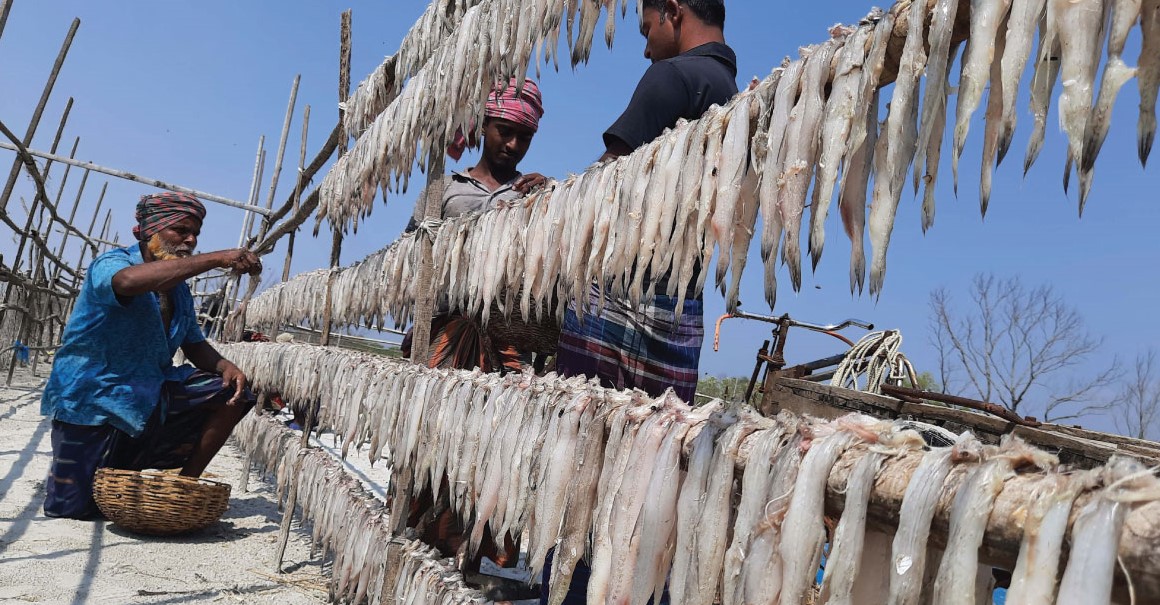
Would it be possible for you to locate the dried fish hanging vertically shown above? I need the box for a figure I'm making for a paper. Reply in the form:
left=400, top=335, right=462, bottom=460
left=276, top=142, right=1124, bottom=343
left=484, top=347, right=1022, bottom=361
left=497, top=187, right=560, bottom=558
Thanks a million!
left=219, top=342, right=1160, bottom=605
left=232, top=412, right=486, bottom=605
left=272, top=0, right=1160, bottom=351
left=318, top=0, right=626, bottom=232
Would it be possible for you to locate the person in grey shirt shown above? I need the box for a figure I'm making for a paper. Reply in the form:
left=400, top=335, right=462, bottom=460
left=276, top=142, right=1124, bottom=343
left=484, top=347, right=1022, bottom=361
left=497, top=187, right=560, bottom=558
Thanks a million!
left=406, top=78, right=547, bottom=232
left=401, top=78, right=548, bottom=582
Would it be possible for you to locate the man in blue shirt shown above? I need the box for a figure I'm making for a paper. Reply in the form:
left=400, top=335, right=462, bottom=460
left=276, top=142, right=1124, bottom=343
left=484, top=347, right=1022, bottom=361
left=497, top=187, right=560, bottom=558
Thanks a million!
left=41, top=191, right=262, bottom=520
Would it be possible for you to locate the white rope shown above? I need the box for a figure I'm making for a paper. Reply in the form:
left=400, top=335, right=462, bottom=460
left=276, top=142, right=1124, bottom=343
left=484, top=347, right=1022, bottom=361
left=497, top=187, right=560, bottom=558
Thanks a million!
left=830, top=330, right=918, bottom=395
left=415, top=218, right=443, bottom=239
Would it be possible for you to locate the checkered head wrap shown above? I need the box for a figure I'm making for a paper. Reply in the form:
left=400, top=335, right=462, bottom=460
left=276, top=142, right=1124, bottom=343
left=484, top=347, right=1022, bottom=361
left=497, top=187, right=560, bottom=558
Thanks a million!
left=132, top=192, right=207, bottom=240
left=484, top=78, right=544, bottom=131
left=447, top=78, right=544, bottom=160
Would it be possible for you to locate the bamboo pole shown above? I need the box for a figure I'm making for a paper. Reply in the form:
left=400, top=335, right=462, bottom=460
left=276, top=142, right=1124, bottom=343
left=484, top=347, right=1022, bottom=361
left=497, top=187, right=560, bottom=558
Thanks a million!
left=317, top=10, right=352, bottom=348
left=45, top=136, right=81, bottom=250
left=255, top=76, right=300, bottom=244
left=0, top=0, right=12, bottom=43
left=251, top=123, right=341, bottom=233
left=409, top=150, right=446, bottom=366
left=212, top=137, right=266, bottom=341
left=0, top=121, right=100, bottom=257
left=234, top=135, right=268, bottom=493
left=0, top=97, right=76, bottom=375
left=51, top=180, right=102, bottom=285
left=272, top=14, right=349, bottom=572
left=0, top=18, right=78, bottom=212
left=38, top=98, right=73, bottom=185
left=282, top=105, right=311, bottom=283
left=229, top=77, right=300, bottom=342
left=0, top=141, right=273, bottom=217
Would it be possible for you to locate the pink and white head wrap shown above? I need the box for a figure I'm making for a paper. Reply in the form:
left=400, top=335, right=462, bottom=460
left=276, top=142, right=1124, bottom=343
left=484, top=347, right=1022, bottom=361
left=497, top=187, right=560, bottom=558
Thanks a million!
left=447, top=78, right=544, bottom=160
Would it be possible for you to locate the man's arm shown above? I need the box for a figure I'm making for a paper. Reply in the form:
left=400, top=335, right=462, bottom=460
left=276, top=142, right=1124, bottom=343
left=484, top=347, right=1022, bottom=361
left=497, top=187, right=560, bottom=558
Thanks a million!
left=182, top=339, right=249, bottom=405
left=111, top=249, right=261, bottom=297
left=598, top=138, right=635, bottom=163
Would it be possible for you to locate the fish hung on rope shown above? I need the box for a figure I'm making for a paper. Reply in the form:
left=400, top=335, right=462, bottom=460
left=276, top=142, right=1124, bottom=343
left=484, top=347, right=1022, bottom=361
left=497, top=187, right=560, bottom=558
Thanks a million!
left=319, top=0, right=625, bottom=234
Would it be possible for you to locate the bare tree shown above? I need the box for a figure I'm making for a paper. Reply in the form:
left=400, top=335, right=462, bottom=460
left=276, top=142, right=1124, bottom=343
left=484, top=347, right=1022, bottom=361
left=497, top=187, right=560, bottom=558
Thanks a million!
left=928, top=274, right=1119, bottom=423
left=1114, top=350, right=1160, bottom=441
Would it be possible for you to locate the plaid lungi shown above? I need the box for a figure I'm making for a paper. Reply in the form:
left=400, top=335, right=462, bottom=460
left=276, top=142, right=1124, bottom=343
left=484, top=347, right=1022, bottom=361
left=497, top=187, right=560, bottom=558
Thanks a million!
left=43, top=370, right=254, bottom=520
left=556, top=285, right=703, bottom=402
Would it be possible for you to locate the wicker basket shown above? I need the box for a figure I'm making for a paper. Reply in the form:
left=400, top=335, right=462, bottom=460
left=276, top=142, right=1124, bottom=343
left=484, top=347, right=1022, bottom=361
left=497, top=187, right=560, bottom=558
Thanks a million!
left=92, top=468, right=231, bottom=536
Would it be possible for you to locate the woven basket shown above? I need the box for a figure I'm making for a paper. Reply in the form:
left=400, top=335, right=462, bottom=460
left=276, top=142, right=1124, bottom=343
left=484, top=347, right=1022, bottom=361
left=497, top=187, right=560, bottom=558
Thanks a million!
left=92, top=468, right=231, bottom=536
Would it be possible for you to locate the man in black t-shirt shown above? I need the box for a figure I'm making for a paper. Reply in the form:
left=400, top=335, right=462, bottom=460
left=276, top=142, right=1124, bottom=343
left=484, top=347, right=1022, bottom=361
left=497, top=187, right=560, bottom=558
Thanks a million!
left=553, top=0, right=739, bottom=414
left=543, top=2, right=739, bottom=604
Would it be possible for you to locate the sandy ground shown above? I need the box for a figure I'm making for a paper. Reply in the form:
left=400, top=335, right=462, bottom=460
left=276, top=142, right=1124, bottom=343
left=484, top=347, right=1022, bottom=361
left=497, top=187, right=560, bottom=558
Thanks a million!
left=0, top=367, right=331, bottom=605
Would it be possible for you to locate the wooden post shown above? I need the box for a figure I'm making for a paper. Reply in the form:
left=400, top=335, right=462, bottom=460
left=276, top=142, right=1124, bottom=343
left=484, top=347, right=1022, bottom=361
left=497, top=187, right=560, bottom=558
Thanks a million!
left=255, top=76, right=300, bottom=244
left=0, top=141, right=271, bottom=217
left=7, top=100, right=74, bottom=277
left=409, top=150, right=447, bottom=366
left=282, top=105, right=310, bottom=283
left=0, top=18, right=78, bottom=212
left=318, top=9, right=352, bottom=348
left=0, top=0, right=13, bottom=43
left=213, top=137, right=265, bottom=341
left=0, top=101, right=75, bottom=366
left=51, top=179, right=101, bottom=286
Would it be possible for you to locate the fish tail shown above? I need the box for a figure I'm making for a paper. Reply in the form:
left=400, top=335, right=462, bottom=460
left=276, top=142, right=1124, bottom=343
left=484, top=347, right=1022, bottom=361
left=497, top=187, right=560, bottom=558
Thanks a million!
left=1140, top=112, right=1156, bottom=167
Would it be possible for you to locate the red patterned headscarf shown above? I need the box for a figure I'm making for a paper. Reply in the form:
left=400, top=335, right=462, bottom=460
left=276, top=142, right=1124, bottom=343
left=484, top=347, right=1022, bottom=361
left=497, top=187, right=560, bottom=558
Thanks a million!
left=447, top=78, right=545, bottom=160
left=133, top=192, right=207, bottom=240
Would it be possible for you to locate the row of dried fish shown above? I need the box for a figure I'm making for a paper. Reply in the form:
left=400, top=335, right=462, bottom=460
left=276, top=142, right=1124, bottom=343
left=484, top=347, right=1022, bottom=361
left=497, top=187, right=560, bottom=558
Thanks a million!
left=275, top=0, right=1160, bottom=336
left=219, top=341, right=1160, bottom=605
left=318, top=0, right=629, bottom=230
left=343, top=0, right=483, bottom=139
left=233, top=412, right=486, bottom=605
left=244, top=237, right=414, bottom=332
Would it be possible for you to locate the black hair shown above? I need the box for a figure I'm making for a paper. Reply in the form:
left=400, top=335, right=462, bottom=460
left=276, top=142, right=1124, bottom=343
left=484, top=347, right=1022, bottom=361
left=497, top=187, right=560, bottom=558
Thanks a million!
left=641, top=0, right=725, bottom=29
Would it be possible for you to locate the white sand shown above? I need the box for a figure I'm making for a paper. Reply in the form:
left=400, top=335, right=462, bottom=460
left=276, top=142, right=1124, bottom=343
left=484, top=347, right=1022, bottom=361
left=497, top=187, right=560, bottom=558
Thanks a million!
left=0, top=367, right=329, bottom=604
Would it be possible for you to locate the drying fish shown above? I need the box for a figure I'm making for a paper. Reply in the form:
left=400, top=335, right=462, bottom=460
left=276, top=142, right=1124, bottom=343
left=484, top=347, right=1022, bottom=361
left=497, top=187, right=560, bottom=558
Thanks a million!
left=817, top=450, right=883, bottom=605
left=778, top=416, right=887, bottom=605
left=1140, top=0, right=1160, bottom=165
left=722, top=420, right=794, bottom=605
left=998, top=0, right=1048, bottom=165
left=712, top=94, right=753, bottom=296
left=887, top=433, right=981, bottom=605
left=1004, top=471, right=1092, bottom=605
left=669, top=412, right=727, bottom=605
left=740, top=431, right=805, bottom=605
left=1080, top=0, right=1142, bottom=200
left=809, top=15, right=877, bottom=271
left=683, top=414, right=756, bottom=605
left=779, top=31, right=846, bottom=292
left=915, top=0, right=960, bottom=196
left=758, top=55, right=806, bottom=308
left=932, top=436, right=1057, bottom=605
left=1024, top=10, right=1063, bottom=175
left=980, top=10, right=1012, bottom=215
left=952, top=0, right=1014, bottom=192
left=920, top=42, right=963, bottom=233
left=631, top=416, right=692, bottom=605
left=868, top=0, right=927, bottom=296
left=1056, top=457, right=1160, bottom=605
left=841, top=91, right=878, bottom=295
left=1054, top=0, right=1109, bottom=198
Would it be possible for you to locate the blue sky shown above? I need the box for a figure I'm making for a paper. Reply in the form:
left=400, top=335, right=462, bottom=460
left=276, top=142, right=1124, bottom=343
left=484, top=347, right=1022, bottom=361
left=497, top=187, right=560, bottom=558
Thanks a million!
left=1, top=1, right=1156, bottom=434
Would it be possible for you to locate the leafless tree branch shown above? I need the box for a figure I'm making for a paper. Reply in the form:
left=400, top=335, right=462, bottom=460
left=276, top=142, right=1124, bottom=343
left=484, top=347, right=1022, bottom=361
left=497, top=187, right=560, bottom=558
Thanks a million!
left=927, top=273, right=1117, bottom=423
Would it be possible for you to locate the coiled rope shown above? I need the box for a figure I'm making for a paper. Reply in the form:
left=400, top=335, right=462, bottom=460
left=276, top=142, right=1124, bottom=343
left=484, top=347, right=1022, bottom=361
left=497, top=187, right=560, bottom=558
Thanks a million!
left=830, top=330, right=918, bottom=395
